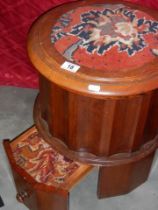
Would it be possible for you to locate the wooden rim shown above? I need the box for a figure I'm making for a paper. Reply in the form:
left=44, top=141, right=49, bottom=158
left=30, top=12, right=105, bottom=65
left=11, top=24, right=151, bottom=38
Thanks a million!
left=27, top=0, right=158, bottom=98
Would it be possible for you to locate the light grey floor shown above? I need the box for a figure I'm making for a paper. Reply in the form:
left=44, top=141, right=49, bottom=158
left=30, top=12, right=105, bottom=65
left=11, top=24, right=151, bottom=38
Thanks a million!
left=0, top=86, right=158, bottom=210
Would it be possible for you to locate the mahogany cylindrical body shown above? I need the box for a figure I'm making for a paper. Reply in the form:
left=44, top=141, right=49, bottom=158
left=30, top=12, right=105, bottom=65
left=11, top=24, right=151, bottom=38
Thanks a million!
left=27, top=1, right=158, bottom=163
left=39, top=75, right=158, bottom=157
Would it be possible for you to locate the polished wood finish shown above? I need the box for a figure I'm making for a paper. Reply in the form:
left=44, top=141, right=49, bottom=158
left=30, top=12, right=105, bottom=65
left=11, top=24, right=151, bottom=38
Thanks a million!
left=27, top=0, right=158, bottom=98
left=97, top=151, right=155, bottom=198
left=27, top=0, right=158, bottom=198
left=35, top=77, right=158, bottom=165
left=3, top=127, right=93, bottom=210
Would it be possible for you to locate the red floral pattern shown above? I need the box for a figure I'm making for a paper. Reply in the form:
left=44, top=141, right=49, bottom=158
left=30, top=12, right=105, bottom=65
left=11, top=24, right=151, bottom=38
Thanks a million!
left=51, top=4, right=158, bottom=72
left=0, top=0, right=77, bottom=89
left=0, top=1, right=157, bottom=88
left=11, top=131, right=80, bottom=185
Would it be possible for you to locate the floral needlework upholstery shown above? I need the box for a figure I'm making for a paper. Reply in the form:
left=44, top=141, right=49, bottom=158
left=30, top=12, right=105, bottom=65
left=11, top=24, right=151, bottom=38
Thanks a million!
left=11, top=131, right=80, bottom=186
left=51, top=4, right=158, bottom=72
left=0, top=1, right=157, bottom=88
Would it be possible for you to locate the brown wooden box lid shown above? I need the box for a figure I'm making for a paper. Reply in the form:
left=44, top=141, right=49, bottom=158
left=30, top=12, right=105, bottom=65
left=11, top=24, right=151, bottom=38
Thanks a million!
left=27, top=0, right=158, bottom=97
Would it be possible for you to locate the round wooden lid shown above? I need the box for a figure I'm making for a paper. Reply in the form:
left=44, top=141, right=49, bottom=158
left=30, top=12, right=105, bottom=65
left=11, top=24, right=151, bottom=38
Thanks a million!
left=27, top=0, right=158, bottom=97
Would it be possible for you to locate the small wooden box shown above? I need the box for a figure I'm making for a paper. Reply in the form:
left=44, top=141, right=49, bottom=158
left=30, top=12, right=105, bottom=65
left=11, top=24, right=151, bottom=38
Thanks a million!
left=3, top=126, right=93, bottom=210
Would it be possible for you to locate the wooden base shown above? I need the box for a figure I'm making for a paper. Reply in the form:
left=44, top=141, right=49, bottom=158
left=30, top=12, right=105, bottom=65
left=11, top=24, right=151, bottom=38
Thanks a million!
left=2, top=125, right=157, bottom=207
left=97, top=150, right=155, bottom=198
left=34, top=95, right=158, bottom=198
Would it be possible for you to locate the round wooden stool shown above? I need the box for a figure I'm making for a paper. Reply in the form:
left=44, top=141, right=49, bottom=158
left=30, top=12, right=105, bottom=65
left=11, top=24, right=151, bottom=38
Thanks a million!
left=27, top=0, right=158, bottom=198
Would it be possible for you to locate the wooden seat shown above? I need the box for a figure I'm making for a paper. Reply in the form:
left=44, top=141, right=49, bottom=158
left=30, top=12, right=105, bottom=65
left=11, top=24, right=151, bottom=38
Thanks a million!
left=3, top=126, right=93, bottom=210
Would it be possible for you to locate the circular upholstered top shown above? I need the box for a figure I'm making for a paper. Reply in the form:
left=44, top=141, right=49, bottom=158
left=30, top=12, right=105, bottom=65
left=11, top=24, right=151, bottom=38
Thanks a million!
left=27, top=0, right=158, bottom=97
left=51, top=4, right=158, bottom=72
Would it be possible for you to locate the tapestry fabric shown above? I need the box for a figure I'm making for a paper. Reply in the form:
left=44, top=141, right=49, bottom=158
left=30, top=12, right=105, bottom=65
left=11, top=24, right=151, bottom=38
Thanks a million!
left=11, top=130, right=80, bottom=186
left=0, top=0, right=157, bottom=88
left=51, top=4, right=158, bottom=72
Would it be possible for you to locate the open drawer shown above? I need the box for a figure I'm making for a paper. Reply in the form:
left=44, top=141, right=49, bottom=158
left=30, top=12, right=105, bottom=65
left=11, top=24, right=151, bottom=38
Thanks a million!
left=3, top=126, right=93, bottom=210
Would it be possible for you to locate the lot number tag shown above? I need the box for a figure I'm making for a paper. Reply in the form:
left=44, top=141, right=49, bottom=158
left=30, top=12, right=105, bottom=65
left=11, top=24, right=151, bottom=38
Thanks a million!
left=61, top=61, right=80, bottom=73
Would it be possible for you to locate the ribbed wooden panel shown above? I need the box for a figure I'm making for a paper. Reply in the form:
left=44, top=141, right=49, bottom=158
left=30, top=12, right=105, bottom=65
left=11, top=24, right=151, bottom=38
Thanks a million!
left=39, top=76, right=158, bottom=157
left=143, top=90, right=158, bottom=143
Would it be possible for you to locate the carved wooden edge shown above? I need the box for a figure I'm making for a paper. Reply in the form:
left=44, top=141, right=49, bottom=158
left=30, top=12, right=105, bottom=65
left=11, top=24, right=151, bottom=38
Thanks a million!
left=27, top=0, right=158, bottom=98
left=3, top=130, right=92, bottom=193
left=34, top=95, right=158, bottom=166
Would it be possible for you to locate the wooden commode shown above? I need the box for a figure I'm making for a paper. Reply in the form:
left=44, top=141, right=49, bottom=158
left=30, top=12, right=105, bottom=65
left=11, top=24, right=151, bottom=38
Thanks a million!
left=3, top=0, right=158, bottom=209
left=28, top=0, right=158, bottom=197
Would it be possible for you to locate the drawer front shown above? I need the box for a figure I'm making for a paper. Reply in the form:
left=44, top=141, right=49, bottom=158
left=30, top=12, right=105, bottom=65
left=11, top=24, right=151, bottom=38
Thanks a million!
left=12, top=169, right=38, bottom=210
